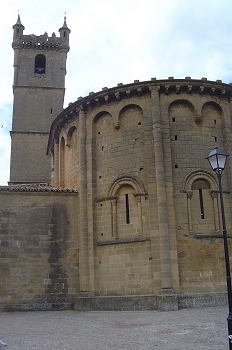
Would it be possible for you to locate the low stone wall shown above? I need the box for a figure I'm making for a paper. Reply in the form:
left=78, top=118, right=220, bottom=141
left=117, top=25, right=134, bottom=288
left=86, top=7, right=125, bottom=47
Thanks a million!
left=73, top=292, right=227, bottom=312
left=0, top=186, right=79, bottom=307
left=0, top=293, right=227, bottom=312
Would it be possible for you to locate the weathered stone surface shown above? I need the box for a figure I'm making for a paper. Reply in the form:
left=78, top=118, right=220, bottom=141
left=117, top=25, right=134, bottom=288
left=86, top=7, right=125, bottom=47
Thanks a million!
left=2, top=17, right=232, bottom=310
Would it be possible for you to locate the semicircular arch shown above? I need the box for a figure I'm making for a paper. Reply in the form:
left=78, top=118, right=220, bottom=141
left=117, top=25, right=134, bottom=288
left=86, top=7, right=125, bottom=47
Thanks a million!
left=183, top=170, right=217, bottom=192
left=109, top=175, right=145, bottom=197
left=119, top=103, right=143, bottom=117
left=201, top=101, right=223, bottom=116
left=93, top=110, right=112, bottom=124
left=168, top=99, right=195, bottom=113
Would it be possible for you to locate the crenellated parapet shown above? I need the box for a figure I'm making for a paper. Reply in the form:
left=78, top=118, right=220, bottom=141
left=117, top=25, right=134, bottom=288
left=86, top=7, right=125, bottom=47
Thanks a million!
left=21, top=32, right=61, bottom=50
left=12, top=15, right=70, bottom=52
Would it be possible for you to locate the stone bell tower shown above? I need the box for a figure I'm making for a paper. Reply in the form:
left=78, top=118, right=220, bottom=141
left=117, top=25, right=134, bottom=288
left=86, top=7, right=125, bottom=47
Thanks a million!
left=9, top=15, right=70, bottom=185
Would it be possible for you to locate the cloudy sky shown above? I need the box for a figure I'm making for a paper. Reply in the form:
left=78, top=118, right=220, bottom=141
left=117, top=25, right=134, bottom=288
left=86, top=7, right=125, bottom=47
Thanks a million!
left=0, top=0, right=232, bottom=185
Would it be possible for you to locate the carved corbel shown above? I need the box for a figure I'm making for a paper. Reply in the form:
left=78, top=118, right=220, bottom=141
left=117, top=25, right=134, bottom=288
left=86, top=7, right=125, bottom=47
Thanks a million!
left=195, top=115, right=202, bottom=125
left=126, top=90, right=131, bottom=97
left=115, top=92, right=120, bottom=100
left=199, top=86, right=204, bottom=94
left=175, top=85, right=180, bottom=94
left=114, top=122, right=120, bottom=130
left=104, top=95, right=110, bottom=103
left=187, top=85, right=192, bottom=93
left=165, top=85, right=169, bottom=94
left=137, top=87, right=142, bottom=95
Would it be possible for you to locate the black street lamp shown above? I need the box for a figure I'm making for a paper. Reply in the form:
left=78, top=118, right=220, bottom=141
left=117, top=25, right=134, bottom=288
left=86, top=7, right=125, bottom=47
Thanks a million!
left=206, top=146, right=232, bottom=349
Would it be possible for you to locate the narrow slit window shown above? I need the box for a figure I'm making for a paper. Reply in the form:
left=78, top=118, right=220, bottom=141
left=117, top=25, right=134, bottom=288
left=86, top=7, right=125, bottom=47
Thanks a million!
left=199, top=188, right=205, bottom=219
left=125, top=194, right=130, bottom=224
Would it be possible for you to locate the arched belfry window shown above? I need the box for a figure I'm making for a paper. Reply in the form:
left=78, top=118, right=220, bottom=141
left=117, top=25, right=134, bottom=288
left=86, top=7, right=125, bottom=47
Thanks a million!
left=34, top=54, right=46, bottom=74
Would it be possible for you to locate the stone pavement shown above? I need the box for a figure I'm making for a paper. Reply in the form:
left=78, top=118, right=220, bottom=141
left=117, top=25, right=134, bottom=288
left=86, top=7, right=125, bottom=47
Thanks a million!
left=0, top=306, right=229, bottom=349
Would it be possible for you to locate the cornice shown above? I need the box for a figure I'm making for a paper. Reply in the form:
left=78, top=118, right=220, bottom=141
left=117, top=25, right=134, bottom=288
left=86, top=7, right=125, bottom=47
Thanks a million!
left=47, top=77, right=232, bottom=154
left=0, top=185, right=77, bottom=193
left=10, top=131, right=49, bottom=135
left=13, top=86, right=65, bottom=91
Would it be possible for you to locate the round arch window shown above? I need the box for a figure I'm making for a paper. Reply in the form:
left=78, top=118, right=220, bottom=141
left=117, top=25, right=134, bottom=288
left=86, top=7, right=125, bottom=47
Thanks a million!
left=34, top=54, right=46, bottom=74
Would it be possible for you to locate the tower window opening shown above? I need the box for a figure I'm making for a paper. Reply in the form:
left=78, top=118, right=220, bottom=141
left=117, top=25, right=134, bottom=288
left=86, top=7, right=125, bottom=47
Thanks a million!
left=125, top=194, right=130, bottom=224
left=34, top=54, right=46, bottom=74
left=198, top=188, right=205, bottom=219
left=64, top=31, right=66, bottom=38
left=17, top=28, right=19, bottom=34
left=50, top=108, right=53, bottom=115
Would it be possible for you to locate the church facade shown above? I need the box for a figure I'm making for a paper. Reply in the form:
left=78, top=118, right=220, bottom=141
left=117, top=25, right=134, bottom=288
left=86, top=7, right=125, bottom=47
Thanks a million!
left=0, top=17, right=232, bottom=311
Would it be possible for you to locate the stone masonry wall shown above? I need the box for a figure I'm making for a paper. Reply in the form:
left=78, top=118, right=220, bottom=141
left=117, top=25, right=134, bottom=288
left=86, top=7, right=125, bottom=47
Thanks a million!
left=0, top=189, right=78, bottom=309
left=51, top=79, right=232, bottom=302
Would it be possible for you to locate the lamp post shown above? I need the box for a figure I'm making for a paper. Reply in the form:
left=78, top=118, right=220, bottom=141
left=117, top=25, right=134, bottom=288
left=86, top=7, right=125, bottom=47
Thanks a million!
left=206, top=146, right=232, bottom=349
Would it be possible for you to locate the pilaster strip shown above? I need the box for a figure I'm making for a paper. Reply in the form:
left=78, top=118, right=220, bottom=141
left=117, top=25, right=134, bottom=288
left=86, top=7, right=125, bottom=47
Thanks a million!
left=79, top=109, right=90, bottom=292
left=150, top=87, right=172, bottom=290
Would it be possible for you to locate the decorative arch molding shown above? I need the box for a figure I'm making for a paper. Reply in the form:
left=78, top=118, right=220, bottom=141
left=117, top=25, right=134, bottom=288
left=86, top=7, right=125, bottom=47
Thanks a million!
left=201, top=101, right=223, bottom=116
left=93, top=110, right=113, bottom=124
left=92, top=110, right=116, bottom=133
left=183, top=170, right=219, bottom=233
left=168, top=99, right=195, bottom=113
left=109, top=174, right=146, bottom=197
left=108, top=175, right=146, bottom=238
left=66, top=125, right=77, bottom=147
left=183, top=170, right=217, bottom=192
left=168, top=98, right=198, bottom=124
left=117, top=104, right=144, bottom=130
left=118, top=103, right=144, bottom=116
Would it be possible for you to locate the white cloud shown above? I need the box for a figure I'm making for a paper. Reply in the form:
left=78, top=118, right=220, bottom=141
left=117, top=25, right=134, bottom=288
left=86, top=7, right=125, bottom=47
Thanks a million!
left=1, top=0, right=232, bottom=184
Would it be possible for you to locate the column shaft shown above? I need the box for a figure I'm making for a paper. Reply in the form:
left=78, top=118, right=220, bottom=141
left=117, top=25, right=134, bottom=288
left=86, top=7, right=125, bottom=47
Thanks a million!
left=79, top=109, right=89, bottom=292
left=150, top=87, right=172, bottom=290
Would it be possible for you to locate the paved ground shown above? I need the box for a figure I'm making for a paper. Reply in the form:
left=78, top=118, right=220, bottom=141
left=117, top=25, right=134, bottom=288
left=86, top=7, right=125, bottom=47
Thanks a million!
left=0, top=306, right=229, bottom=349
